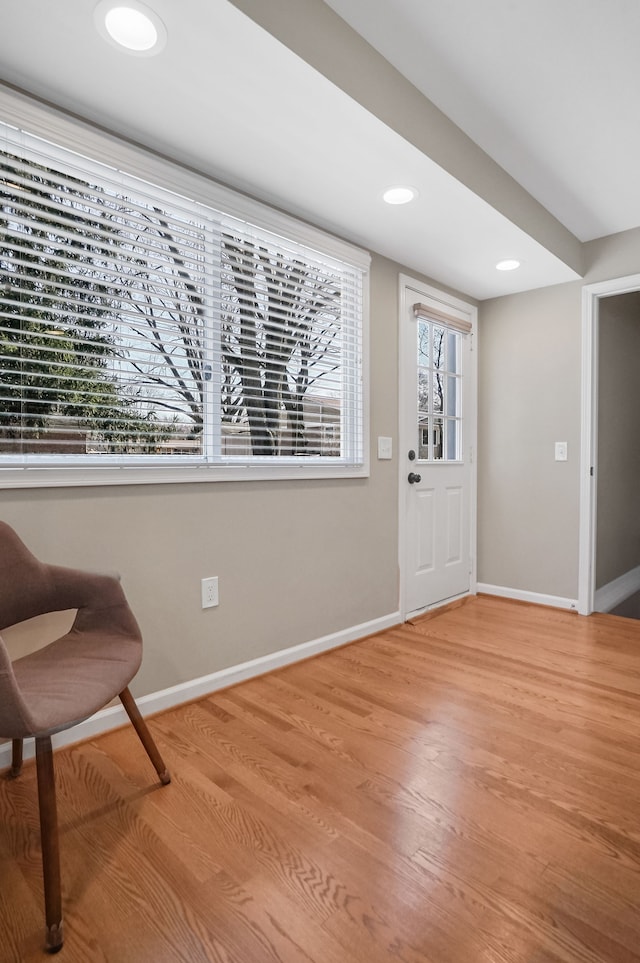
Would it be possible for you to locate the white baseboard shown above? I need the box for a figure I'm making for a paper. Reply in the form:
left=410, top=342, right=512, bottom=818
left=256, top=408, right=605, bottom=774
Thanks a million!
left=594, top=565, right=640, bottom=613
left=0, top=610, right=401, bottom=770
left=476, top=583, right=578, bottom=612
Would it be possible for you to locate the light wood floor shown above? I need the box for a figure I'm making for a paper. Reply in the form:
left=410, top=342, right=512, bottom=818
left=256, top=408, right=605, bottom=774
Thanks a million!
left=2, top=595, right=640, bottom=963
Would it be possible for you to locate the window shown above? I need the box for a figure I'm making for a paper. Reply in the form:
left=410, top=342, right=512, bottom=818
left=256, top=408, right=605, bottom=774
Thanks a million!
left=0, top=97, right=369, bottom=487
left=413, top=304, right=468, bottom=462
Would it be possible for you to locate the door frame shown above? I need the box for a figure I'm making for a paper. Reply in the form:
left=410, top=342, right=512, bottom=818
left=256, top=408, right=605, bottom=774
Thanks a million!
left=578, top=272, right=640, bottom=615
left=398, top=274, right=478, bottom=619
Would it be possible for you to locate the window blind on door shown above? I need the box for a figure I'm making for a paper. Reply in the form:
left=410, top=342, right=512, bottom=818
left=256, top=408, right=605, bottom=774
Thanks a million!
left=412, top=302, right=472, bottom=334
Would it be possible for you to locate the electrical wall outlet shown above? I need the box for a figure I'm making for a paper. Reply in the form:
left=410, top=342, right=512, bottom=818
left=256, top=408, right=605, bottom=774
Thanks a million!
left=201, top=576, right=219, bottom=608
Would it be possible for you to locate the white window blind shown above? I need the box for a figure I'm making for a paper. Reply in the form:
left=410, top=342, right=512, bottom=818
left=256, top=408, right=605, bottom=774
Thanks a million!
left=0, top=116, right=368, bottom=484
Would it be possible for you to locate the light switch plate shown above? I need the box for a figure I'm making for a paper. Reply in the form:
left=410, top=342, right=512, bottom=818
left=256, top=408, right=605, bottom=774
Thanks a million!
left=555, top=441, right=568, bottom=461
left=377, top=436, right=393, bottom=459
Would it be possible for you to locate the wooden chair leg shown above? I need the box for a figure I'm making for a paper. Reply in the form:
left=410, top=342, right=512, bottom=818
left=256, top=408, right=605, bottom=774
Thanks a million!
left=119, top=687, right=171, bottom=785
left=35, top=736, right=63, bottom=953
left=10, top=738, right=23, bottom=778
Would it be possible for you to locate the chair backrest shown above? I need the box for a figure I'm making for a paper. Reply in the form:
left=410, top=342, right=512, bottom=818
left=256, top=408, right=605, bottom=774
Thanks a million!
left=0, top=521, right=57, bottom=631
left=0, top=522, right=126, bottom=631
left=0, top=521, right=143, bottom=740
left=0, top=522, right=70, bottom=737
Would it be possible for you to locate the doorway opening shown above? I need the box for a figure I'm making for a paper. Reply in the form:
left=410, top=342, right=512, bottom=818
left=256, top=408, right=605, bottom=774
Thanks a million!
left=579, top=273, right=640, bottom=615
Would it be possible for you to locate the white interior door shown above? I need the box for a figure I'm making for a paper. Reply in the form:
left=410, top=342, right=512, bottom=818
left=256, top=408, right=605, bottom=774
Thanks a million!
left=400, top=277, right=477, bottom=617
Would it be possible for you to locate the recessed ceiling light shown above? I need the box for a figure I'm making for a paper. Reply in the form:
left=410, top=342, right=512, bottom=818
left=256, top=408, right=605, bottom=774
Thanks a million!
left=95, top=1, right=167, bottom=55
left=383, top=186, right=417, bottom=205
left=496, top=259, right=521, bottom=271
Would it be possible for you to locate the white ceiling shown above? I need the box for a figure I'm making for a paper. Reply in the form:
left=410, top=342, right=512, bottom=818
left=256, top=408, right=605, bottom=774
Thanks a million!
left=323, top=0, right=640, bottom=243
left=0, top=0, right=636, bottom=300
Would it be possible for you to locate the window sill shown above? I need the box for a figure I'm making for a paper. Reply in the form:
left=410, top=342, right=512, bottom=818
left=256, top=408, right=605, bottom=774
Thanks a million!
left=0, top=460, right=370, bottom=489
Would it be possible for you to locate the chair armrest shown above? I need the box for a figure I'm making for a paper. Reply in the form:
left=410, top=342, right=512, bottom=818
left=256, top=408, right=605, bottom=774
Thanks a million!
left=46, top=565, right=142, bottom=641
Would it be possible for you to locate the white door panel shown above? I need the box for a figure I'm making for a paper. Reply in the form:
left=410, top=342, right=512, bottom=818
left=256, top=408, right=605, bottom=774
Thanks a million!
left=445, top=486, right=463, bottom=565
left=405, top=467, right=470, bottom=613
left=416, top=488, right=435, bottom=573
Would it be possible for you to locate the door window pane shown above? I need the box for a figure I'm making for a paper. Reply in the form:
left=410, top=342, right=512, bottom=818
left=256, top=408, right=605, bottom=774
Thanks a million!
left=418, top=321, right=429, bottom=364
left=419, top=420, right=429, bottom=460
left=445, top=418, right=460, bottom=460
left=447, top=330, right=458, bottom=367
left=445, top=375, right=460, bottom=417
left=432, top=417, right=444, bottom=460
left=433, top=372, right=444, bottom=413
left=418, top=370, right=430, bottom=410
left=433, top=327, right=445, bottom=370
left=415, top=317, right=463, bottom=461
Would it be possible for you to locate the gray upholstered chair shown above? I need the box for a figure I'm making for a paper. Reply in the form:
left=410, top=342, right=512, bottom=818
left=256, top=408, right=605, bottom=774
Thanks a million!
left=0, top=521, right=170, bottom=953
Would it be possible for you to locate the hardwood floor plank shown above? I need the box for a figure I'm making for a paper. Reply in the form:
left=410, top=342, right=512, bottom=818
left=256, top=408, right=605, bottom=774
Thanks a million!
left=2, top=596, right=640, bottom=961
left=0, top=853, right=45, bottom=963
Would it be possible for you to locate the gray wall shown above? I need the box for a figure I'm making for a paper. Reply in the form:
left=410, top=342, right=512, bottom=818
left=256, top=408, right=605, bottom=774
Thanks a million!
left=0, top=253, right=404, bottom=698
left=478, top=226, right=640, bottom=600
left=477, top=282, right=582, bottom=598
left=5, top=211, right=640, bottom=698
left=596, top=291, right=640, bottom=588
